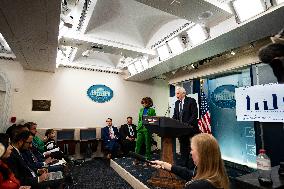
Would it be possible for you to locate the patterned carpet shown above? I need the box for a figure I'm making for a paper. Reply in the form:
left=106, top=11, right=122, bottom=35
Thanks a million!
left=70, top=158, right=133, bottom=189
left=113, top=153, right=164, bottom=189
left=69, top=154, right=255, bottom=189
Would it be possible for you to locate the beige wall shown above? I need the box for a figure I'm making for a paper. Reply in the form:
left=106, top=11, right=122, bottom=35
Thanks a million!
left=0, top=60, right=169, bottom=132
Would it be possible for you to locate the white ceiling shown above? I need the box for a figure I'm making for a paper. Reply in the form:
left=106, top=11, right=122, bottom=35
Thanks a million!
left=0, top=0, right=60, bottom=72
left=0, top=0, right=283, bottom=81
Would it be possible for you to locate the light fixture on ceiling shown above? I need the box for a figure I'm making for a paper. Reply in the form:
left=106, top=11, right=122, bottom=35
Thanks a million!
left=128, top=64, right=138, bottom=76
left=231, top=0, right=266, bottom=22
left=134, top=60, right=144, bottom=73
left=60, top=15, right=73, bottom=28
left=230, top=51, right=236, bottom=55
left=58, top=46, right=67, bottom=57
left=0, top=33, right=12, bottom=54
left=82, top=50, right=91, bottom=57
left=191, top=63, right=198, bottom=69
left=140, top=58, right=149, bottom=70
left=186, top=24, right=209, bottom=46
left=157, top=44, right=171, bottom=61
left=168, top=36, right=184, bottom=55
left=276, top=0, right=284, bottom=4
left=181, top=34, right=188, bottom=45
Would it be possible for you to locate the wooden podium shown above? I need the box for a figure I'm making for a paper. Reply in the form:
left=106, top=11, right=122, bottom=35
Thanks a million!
left=143, top=116, right=194, bottom=189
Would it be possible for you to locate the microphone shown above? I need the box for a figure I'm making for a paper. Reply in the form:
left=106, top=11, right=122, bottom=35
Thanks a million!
left=128, top=151, right=155, bottom=165
left=164, top=104, right=171, bottom=117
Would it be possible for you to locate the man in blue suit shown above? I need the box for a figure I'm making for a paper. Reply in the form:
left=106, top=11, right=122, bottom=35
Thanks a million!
left=102, top=118, right=120, bottom=159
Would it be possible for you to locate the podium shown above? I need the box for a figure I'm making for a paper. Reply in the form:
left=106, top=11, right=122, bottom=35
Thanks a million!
left=143, top=116, right=194, bottom=189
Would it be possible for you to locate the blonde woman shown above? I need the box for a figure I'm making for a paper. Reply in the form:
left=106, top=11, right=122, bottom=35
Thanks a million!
left=151, top=133, right=229, bottom=189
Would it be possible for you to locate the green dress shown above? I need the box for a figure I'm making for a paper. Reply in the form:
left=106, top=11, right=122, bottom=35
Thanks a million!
left=135, top=107, right=156, bottom=160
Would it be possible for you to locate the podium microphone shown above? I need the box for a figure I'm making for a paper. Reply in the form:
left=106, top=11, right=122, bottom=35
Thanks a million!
left=164, top=105, right=171, bottom=117
left=128, top=151, right=155, bottom=165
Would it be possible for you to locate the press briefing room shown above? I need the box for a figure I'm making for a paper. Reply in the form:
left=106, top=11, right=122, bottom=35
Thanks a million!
left=0, top=0, right=284, bottom=189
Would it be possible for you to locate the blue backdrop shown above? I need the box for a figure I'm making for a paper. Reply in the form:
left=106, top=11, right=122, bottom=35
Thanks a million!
left=206, top=68, right=256, bottom=167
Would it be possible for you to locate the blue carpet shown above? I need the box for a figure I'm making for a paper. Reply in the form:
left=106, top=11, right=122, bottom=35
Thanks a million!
left=113, top=152, right=172, bottom=189
left=71, top=158, right=133, bottom=189
left=69, top=155, right=255, bottom=189
left=113, top=153, right=255, bottom=189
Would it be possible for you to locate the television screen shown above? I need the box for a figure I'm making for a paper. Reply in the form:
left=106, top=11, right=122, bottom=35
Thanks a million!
left=56, top=130, right=74, bottom=140
left=80, top=129, right=96, bottom=140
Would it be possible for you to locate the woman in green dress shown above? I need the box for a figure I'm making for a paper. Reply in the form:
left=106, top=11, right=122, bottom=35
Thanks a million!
left=134, top=97, right=156, bottom=164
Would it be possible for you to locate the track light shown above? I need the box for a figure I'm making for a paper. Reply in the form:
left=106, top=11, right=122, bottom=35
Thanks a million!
left=191, top=63, right=198, bottom=69
left=60, top=15, right=73, bottom=28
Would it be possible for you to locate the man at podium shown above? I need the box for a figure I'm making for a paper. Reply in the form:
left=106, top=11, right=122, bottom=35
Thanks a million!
left=173, top=87, right=199, bottom=168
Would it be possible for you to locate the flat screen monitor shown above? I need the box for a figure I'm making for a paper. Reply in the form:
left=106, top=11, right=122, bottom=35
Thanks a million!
left=80, top=129, right=96, bottom=140
left=56, top=130, right=75, bottom=141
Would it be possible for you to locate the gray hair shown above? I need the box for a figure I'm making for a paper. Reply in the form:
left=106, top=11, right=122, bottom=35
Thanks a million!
left=175, top=86, right=186, bottom=94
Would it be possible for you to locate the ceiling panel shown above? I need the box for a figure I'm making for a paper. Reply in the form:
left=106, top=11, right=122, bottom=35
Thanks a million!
left=126, top=6, right=284, bottom=81
left=0, top=0, right=60, bottom=72
left=134, top=0, right=232, bottom=27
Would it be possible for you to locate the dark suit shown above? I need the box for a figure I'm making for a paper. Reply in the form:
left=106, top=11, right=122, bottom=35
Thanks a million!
left=102, top=126, right=120, bottom=157
left=119, top=124, right=137, bottom=154
left=22, top=149, right=63, bottom=173
left=7, top=147, right=39, bottom=187
left=173, top=96, right=199, bottom=167
left=7, top=147, right=61, bottom=189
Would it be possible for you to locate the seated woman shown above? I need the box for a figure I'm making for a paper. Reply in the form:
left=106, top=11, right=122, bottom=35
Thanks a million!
left=0, top=133, right=30, bottom=189
left=151, top=133, right=229, bottom=189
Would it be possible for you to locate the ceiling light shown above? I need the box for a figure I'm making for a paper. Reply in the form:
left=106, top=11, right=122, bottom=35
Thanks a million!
left=186, top=24, right=209, bottom=46
left=60, top=15, right=73, bottom=28
left=231, top=51, right=236, bottom=55
left=82, top=50, right=91, bottom=57
left=276, top=0, right=284, bottom=4
left=134, top=60, right=144, bottom=73
left=232, top=0, right=266, bottom=22
left=128, top=64, right=137, bottom=76
left=0, top=33, right=12, bottom=53
left=140, top=58, right=149, bottom=70
left=157, top=44, right=171, bottom=61
left=191, top=63, right=198, bottom=69
left=168, top=36, right=184, bottom=55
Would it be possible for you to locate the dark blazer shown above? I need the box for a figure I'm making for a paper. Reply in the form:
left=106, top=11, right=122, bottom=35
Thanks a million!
left=173, top=96, right=199, bottom=135
left=119, top=124, right=137, bottom=140
left=21, top=149, right=44, bottom=172
left=6, top=147, right=38, bottom=187
left=102, top=126, right=119, bottom=145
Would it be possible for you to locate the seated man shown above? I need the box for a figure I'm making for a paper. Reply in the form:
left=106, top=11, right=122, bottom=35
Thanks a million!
left=25, top=122, right=46, bottom=153
left=102, top=118, right=120, bottom=159
left=7, top=130, right=62, bottom=189
left=119, top=116, right=137, bottom=155
left=25, top=122, right=63, bottom=160
left=21, top=143, right=64, bottom=173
